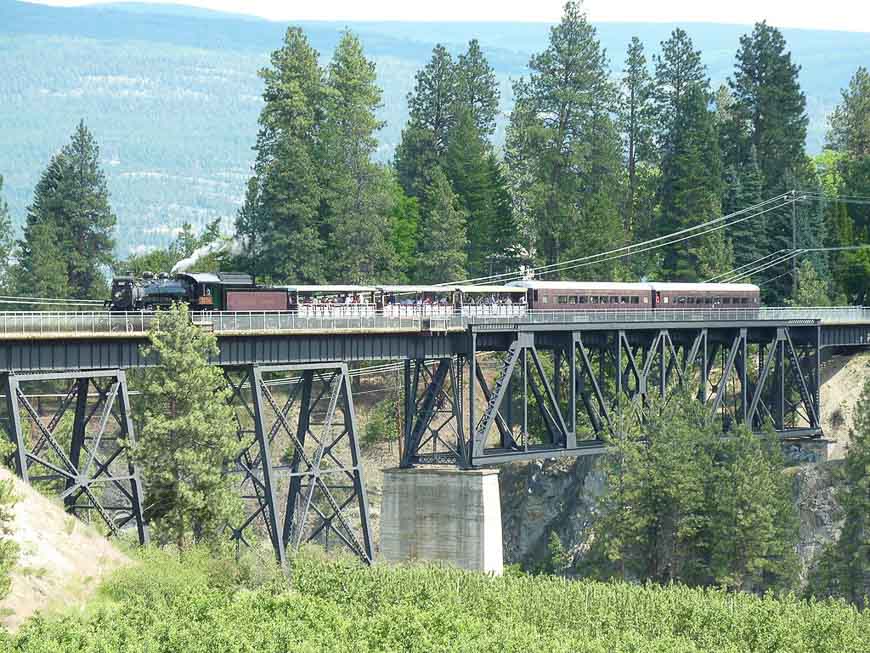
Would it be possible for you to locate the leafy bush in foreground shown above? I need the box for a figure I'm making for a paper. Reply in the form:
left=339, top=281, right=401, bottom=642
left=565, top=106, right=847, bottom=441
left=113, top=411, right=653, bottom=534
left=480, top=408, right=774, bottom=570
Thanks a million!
left=7, top=547, right=869, bottom=652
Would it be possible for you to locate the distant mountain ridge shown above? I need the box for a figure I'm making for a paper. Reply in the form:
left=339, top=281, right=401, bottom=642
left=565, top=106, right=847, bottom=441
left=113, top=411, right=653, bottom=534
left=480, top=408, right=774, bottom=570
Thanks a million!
left=1, top=0, right=867, bottom=254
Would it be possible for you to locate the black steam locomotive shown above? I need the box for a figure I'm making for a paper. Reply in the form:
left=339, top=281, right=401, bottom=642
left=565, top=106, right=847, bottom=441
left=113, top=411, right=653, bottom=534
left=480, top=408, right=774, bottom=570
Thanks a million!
left=107, top=272, right=270, bottom=311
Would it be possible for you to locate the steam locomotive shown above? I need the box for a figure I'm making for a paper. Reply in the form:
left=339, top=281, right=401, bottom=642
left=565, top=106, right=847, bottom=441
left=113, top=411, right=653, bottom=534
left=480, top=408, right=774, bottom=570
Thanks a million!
left=107, top=272, right=273, bottom=311
left=108, top=272, right=761, bottom=314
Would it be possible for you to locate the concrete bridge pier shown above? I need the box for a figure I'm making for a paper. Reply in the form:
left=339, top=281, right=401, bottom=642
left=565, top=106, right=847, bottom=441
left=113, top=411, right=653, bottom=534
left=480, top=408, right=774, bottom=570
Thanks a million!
left=380, top=467, right=503, bottom=575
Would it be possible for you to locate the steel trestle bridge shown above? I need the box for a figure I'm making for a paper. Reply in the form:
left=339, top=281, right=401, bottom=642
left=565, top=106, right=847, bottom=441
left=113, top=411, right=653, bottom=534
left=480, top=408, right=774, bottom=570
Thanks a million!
left=2, top=306, right=869, bottom=566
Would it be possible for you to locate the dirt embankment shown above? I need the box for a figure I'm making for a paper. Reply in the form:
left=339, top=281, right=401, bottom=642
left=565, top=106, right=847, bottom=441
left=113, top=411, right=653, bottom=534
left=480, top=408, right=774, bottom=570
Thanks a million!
left=820, top=351, right=870, bottom=459
left=0, top=467, right=130, bottom=632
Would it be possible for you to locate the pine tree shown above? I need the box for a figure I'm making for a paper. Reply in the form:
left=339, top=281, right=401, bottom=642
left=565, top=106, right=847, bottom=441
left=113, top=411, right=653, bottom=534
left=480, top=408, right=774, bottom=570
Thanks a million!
left=659, top=85, right=727, bottom=281
left=386, top=174, right=421, bottom=281
left=592, top=397, right=798, bottom=589
left=415, top=167, right=467, bottom=283
left=593, top=396, right=716, bottom=584
left=455, top=39, right=500, bottom=138
left=708, top=426, right=799, bottom=592
left=723, top=146, right=766, bottom=271
left=0, top=175, right=14, bottom=293
left=321, top=31, right=397, bottom=282
left=446, top=108, right=494, bottom=277
left=731, top=22, right=809, bottom=302
left=133, top=303, right=241, bottom=549
left=505, top=1, right=622, bottom=272
left=236, top=27, right=326, bottom=283
left=485, top=152, right=520, bottom=275
left=827, top=66, right=870, bottom=158
left=395, top=45, right=458, bottom=199
left=653, top=28, right=708, bottom=148
left=619, top=37, right=655, bottom=238
left=17, top=121, right=116, bottom=300
left=789, top=259, right=831, bottom=306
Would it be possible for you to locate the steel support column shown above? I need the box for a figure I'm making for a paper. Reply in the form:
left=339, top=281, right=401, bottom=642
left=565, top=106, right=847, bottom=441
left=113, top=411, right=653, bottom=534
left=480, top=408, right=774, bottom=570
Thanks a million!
left=226, top=363, right=373, bottom=564
left=2, top=370, right=147, bottom=544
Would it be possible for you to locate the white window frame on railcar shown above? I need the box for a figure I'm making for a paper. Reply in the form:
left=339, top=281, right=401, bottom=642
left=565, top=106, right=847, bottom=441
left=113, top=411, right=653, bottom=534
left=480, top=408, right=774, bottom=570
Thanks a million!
left=455, top=285, right=528, bottom=317
left=279, top=285, right=378, bottom=318
left=378, top=286, right=456, bottom=318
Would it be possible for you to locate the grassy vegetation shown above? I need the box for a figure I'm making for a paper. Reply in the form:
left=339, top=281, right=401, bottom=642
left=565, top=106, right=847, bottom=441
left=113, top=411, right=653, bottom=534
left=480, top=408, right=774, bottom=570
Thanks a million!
left=4, top=547, right=868, bottom=652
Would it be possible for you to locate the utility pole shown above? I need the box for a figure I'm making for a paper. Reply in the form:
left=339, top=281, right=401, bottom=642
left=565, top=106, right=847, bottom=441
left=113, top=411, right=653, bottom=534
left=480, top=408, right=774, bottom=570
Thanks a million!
left=792, top=190, right=798, bottom=297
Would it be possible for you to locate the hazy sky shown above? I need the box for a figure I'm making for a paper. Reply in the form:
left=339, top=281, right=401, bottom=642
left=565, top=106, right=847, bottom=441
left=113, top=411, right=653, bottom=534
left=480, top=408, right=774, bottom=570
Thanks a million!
left=26, top=0, right=870, bottom=32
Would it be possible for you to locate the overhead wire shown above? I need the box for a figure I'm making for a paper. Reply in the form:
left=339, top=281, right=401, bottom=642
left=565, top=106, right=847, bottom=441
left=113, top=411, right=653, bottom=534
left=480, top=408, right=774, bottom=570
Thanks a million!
left=721, top=251, right=806, bottom=283
left=449, top=189, right=869, bottom=289
left=705, top=249, right=793, bottom=283
left=439, top=193, right=795, bottom=287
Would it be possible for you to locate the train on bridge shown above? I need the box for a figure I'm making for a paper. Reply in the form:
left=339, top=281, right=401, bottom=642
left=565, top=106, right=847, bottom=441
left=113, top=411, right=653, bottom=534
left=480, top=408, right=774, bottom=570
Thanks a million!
left=107, top=271, right=761, bottom=316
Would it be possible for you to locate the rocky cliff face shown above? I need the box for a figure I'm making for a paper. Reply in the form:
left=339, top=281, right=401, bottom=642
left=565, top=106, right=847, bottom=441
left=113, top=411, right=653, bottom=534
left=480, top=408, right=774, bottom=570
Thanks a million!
left=499, top=456, right=604, bottom=566
left=499, top=456, right=843, bottom=580
left=792, top=461, right=843, bottom=581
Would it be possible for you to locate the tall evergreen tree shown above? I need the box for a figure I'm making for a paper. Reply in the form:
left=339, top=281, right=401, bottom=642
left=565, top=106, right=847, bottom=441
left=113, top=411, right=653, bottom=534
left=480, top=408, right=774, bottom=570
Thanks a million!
left=446, top=108, right=495, bottom=276
left=415, top=167, right=467, bottom=283
left=455, top=39, right=500, bottom=138
left=386, top=174, right=421, bottom=281
left=619, top=37, right=656, bottom=238
left=236, top=28, right=326, bottom=283
left=717, top=85, right=766, bottom=271
left=395, top=45, right=457, bottom=198
left=591, top=396, right=798, bottom=590
left=17, top=122, right=116, bottom=300
left=723, top=146, right=766, bottom=271
left=445, top=108, right=516, bottom=278
left=827, top=66, right=870, bottom=159
left=505, top=1, right=623, bottom=275
left=133, top=303, right=241, bottom=548
left=653, top=28, right=708, bottom=147
left=708, top=426, right=799, bottom=592
left=658, top=86, right=728, bottom=280
left=731, top=22, right=809, bottom=301
left=321, top=32, right=397, bottom=282
left=407, top=44, right=457, bottom=153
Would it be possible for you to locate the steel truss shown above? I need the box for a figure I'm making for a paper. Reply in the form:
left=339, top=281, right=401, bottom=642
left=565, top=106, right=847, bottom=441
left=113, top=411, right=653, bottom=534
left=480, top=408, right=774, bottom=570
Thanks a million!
left=1, top=370, right=147, bottom=543
left=461, top=324, right=822, bottom=467
left=225, top=363, right=373, bottom=565
left=400, top=358, right=467, bottom=467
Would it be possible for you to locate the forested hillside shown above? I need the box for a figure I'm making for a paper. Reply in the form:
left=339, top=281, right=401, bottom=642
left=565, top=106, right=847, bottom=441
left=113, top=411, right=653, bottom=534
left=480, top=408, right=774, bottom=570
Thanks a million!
left=0, top=0, right=868, bottom=254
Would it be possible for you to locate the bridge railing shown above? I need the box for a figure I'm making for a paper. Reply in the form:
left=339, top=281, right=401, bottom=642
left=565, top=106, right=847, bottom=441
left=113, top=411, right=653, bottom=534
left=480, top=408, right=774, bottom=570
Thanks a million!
left=468, top=306, right=870, bottom=326
left=0, top=306, right=866, bottom=337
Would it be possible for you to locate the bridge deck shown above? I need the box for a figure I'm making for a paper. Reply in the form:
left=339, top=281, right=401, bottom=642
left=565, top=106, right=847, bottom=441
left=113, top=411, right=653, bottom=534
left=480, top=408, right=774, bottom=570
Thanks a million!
left=0, top=307, right=864, bottom=373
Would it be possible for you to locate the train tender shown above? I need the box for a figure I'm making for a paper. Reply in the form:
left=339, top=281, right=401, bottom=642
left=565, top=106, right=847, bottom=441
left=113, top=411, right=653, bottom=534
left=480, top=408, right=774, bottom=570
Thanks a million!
left=505, top=280, right=761, bottom=310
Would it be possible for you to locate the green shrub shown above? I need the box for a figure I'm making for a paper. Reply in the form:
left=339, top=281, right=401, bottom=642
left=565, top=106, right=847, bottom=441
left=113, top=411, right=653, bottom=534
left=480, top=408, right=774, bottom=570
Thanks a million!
left=8, top=547, right=870, bottom=652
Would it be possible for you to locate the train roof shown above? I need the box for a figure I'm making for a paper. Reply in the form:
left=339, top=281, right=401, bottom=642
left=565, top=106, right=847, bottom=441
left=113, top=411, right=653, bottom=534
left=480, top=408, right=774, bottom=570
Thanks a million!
left=649, top=282, right=760, bottom=292
left=278, top=285, right=377, bottom=293
left=454, top=285, right=527, bottom=294
left=379, top=285, right=455, bottom=294
left=506, top=280, right=651, bottom=291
